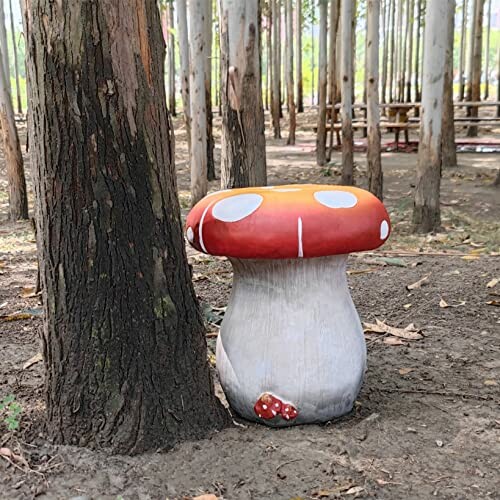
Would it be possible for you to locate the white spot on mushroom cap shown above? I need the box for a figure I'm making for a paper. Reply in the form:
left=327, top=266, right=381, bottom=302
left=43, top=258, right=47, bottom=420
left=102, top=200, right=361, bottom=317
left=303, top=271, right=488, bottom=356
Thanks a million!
left=212, top=194, right=263, bottom=222
left=186, top=227, right=194, bottom=243
left=380, top=220, right=389, bottom=239
left=262, top=404, right=268, bottom=410
left=314, top=190, right=358, bottom=208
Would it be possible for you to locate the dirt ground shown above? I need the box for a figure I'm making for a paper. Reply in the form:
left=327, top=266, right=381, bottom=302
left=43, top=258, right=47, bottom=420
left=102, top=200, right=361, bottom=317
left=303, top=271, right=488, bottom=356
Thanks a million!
left=1, top=111, right=499, bottom=499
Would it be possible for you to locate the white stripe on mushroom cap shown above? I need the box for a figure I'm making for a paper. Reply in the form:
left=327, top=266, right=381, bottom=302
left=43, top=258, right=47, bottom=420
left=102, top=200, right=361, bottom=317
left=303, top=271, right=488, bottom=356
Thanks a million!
left=313, top=191, right=358, bottom=208
left=186, top=227, right=194, bottom=243
left=212, top=194, right=264, bottom=222
left=380, top=220, right=389, bottom=239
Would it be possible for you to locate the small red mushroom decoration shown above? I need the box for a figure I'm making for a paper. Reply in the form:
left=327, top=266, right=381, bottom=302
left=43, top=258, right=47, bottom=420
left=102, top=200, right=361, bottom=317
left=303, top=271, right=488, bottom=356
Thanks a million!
left=254, top=393, right=282, bottom=420
left=281, top=403, right=298, bottom=421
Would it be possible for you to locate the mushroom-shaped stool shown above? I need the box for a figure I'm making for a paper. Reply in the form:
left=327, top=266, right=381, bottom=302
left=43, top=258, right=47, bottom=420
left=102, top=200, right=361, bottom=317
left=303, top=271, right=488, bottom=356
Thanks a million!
left=186, top=185, right=390, bottom=426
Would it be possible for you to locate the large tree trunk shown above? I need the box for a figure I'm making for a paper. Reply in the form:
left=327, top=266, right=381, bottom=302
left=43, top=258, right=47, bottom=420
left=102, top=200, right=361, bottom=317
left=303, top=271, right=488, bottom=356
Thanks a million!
left=24, top=0, right=229, bottom=453
left=285, top=0, right=296, bottom=145
left=0, top=43, right=27, bottom=220
left=219, top=0, right=267, bottom=188
left=296, top=0, right=304, bottom=112
left=189, top=0, right=209, bottom=203
left=271, top=0, right=281, bottom=138
left=205, top=0, right=215, bottom=181
left=413, top=0, right=452, bottom=233
left=467, top=0, right=485, bottom=137
left=442, top=0, right=457, bottom=168
left=0, top=1, right=11, bottom=97
left=459, top=0, right=468, bottom=100
left=167, top=1, right=176, bottom=116
left=8, top=0, right=22, bottom=114
left=483, top=0, right=491, bottom=100
left=367, top=0, right=383, bottom=200
left=176, top=0, right=191, bottom=152
left=405, top=0, right=415, bottom=103
left=316, top=0, right=328, bottom=165
left=340, top=0, right=354, bottom=185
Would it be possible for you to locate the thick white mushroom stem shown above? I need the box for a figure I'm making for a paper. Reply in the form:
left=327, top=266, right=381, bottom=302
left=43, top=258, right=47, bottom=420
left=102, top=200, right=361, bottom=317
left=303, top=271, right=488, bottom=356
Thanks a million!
left=216, top=255, right=367, bottom=426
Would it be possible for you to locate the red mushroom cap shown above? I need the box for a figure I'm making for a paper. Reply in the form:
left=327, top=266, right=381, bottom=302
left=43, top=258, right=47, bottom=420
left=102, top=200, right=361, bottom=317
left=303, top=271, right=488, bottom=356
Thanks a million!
left=185, top=185, right=391, bottom=259
left=280, top=403, right=298, bottom=421
left=254, top=393, right=283, bottom=420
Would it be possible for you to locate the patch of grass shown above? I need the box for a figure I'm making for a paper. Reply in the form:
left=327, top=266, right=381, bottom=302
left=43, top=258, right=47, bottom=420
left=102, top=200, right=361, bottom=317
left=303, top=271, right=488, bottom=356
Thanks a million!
left=0, top=394, right=22, bottom=431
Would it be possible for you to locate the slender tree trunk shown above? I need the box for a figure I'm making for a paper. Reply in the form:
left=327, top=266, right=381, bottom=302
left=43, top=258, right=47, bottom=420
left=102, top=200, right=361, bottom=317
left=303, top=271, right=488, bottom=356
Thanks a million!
left=0, top=43, right=27, bottom=220
left=316, top=0, right=328, bottom=165
left=328, top=0, right=341, bottom=155
left=465, top=0, right=477, bottom=108
left=0, top=1, right=11, bottom=97
left=176, top=0, right=191, bottom=152
left=414, top=0, right=422, bottom=115
left=311, top=3, right=316, bottom=106
left=219, top=0, right=267, bottom=188
left=167, top=2, right=176, bottom=116
left=296, top=0, right=304, bottom=112
left=483, top=0, right=491, bottom=100
left=205, top=0, right=215, bottom=181
left=413, top=0, right=452, bottom=233
left=367, top=0, right=383, bottom=200
left=8, top=0, right=22, bottom=114
left=459, top=0, right=468, bottom=100
left=271, top=0, right=281, bottom=138
left=442, top=0, right=457, bottom=168
left=389, top=0, right=396, bottom=101
left=189, top=0, right=208, bottom=203
left=341, top=0, right=354, bottom=185
left=405, top=0, right=414, bottom=103
left=266, top=5, right=271, bottom=111
left=285, top=0, right=296, bottom=144
left=381, top=0, right=389, bottom=106
left=278, top=3, right=284, bottom=115
left=497, top=44, right=500, bottom=117
left=24, top=0, right=229, bottom=453
left=468, top=0, right=485, bottom=137
left=396, top=0, right=404, bottom=101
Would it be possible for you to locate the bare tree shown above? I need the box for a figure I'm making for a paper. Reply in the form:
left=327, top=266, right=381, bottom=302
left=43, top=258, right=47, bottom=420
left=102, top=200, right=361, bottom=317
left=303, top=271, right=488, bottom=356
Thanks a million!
left=219, top=0, right=267, bottom=188
left=381, top=0, right=389, bottom=106
left=0, top=43, right=27, bottom=220
left=189, top=0, right=209, bottom=203
left=271, top=0, right=281, bottom=138
left=0, top=1, right=10, bottom=97
left=176, top=0, right=191, bottom=151
left=340, top=0, right=354, bottom=184
left=405, top=0, right=415, bottom=102
left=483, top=0, right=491, bottom=99
left=389, top=0, right=396, bottom=101
left=414, top=0, right=422, bottom=114
left=8, top=0, right=22, bottom=114
left=465, top=0, right=477, bottom=107
left=328, top=0, right=341, bottom=155
left=442, top=0, right=457, bottom=168
left=285, top=0, right=296, bottom=144
left=316, top=0, right=328, bottom=165
left=458, top=0, right=468, bottom=100
left=413, top=0, right=453, bottom=233
left=205, top=0, right=215, bottom=181
left=296, top=0, right=304, bottom=112
left=367, top=0, right=383, bottom=200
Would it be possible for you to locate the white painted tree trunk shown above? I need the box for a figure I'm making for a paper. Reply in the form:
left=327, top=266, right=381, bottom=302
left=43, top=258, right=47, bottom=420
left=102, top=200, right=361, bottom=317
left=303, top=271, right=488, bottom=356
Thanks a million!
left=413, top=0, right=452, bottom=233
left=219, top=0, right=267, bottom=188
left=176, top=0, right=191, bottom=151
left=0, top=1, right=10, bottom=98
left=216, top=256, right=366, bottom=425
left=285, top=0, right=295, bottom=145
left=316, top=0, right=328, bottom=166
left=367, top=0, right=382, bottom=200
left=340, top=0, right=354, bottom=185
left=0, top=42, right=27, bottom=220
left=188, top=0, right=208, bottom=204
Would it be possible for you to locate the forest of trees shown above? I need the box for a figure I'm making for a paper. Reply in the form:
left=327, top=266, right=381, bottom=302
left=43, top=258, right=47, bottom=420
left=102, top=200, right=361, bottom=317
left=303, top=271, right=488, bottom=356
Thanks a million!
left=0, top=0, right=499, bottom=453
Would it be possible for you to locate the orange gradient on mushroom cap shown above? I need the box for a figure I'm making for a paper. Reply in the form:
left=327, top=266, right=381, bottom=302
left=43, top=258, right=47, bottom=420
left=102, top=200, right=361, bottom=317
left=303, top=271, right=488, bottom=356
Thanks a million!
left=185, top=184, right=391, bottom=259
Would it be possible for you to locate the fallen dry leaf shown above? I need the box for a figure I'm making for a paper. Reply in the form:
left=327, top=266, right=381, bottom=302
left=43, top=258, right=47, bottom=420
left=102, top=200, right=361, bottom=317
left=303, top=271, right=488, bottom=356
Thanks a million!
left=192, top=495, right=218, bottom=500
left=22, top=352, right=43, bottom=370
left=0, top=447, right=29, bottom=468
left=406, top=274, right=431, bottom=290
left=384, top=337, right=405, bottom=346
left=461, top=255, right=480, bottom=261
left=483, top=380, right=497, bottom=386
left=0, top=312, right=33, bottom=322
left=486, top=278, right=499, bottom=288
left=439, top=298, right=449, bottom=308
left=398, top=367, right=414, bottom=375
left=19, top=286, right=37, bottom=298
left=363, top=319, right=423, bottom=340
left=345, top=486, right=364, bottom=495
left=486, top=300, right=500, bottom=307
left=403, top=303, right=412, bottom=309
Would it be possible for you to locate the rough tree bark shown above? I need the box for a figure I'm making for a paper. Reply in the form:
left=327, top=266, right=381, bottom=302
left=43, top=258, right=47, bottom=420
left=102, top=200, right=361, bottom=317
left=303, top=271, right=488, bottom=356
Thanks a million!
left=0, top=1, right=11, bottom=97
left=467, top=0, right=485, bottom=137
left=367, top=0, right=383, bottom=200
left=0, top=43, right=27, bottom=220
left=8, top=0, right=22, bottom=114
left=316, top=0, right=328, bottom=165
left=442, top=0, right=457, bottom=168
left=24, top=0, right=229, bottom=453
left=296, top=0, right=304, bottom=112
left=189, top=0, right=209, bottom=203
left=340, top=0, right=354, bottom=185
left=271, top=0, right=281, bottom=138
left=483, top=0, right=491, bottom=100
left=413, top=0, right=452, bottom=233
left=285, top=0, right=296, bottom=144
left=205, top=0, right=215, bottom=181
left=219, top=0, right=267, bottom=188
left=176, top=0, right=191, bottom=152
left=459, top=0, right=468, bottom=100
left=167, top=1, right=176, bottom=116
